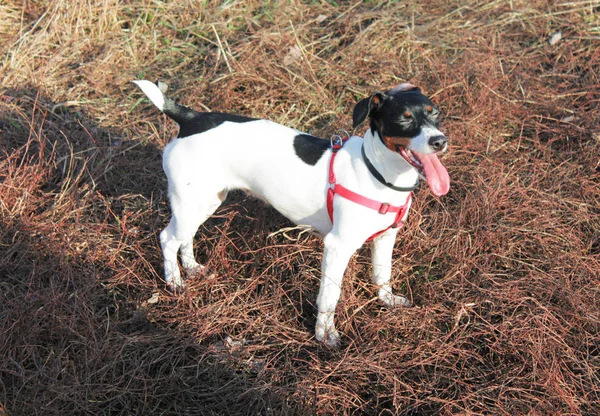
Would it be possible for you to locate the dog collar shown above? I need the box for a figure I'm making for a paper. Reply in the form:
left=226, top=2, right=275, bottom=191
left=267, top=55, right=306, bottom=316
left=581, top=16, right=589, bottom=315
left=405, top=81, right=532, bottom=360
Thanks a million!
left=361, top=145, right=419, bottom=192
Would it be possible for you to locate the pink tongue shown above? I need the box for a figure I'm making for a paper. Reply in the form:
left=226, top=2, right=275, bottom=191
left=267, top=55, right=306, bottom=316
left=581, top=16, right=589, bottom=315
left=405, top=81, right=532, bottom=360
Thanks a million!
left=414, top=152, right=450, bottom=196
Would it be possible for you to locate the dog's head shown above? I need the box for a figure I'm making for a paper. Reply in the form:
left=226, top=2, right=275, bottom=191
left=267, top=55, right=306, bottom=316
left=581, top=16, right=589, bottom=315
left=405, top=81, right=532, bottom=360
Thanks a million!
left=353, top=84, right=450, bottom=196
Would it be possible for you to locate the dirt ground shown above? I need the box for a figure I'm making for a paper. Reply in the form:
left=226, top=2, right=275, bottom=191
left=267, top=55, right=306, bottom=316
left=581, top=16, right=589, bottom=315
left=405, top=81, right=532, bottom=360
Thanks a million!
left=1, top=0, right=599, bottom=414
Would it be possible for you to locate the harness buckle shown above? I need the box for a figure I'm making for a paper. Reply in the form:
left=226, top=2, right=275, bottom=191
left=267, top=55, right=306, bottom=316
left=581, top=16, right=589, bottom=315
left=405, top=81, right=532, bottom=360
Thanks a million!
left=330, top=134, right=343, bottom=151
left=378, top=203, right=390, bottom=215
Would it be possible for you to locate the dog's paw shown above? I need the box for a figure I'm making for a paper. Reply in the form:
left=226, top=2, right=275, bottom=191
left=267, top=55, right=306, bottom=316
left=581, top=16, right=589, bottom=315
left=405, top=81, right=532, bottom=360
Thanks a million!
left=315, top=324, right=341, bottom=347
left=165, top=275, right=186, bottom=294
left=379, top=292, right=412, bottom=308
left=184, top=263, right=206, bottom=277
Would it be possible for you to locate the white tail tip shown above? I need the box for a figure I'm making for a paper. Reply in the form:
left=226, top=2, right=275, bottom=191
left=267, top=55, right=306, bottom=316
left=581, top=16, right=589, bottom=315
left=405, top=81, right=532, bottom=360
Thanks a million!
left=132, top=80, right=165, bottom=111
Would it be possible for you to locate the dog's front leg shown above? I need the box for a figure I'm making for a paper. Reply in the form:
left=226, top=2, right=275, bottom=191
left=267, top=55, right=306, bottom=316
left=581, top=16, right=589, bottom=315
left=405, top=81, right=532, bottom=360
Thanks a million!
left=370, top=233, right=411, bottom=308
left=315, top=234, right=358, bottom=347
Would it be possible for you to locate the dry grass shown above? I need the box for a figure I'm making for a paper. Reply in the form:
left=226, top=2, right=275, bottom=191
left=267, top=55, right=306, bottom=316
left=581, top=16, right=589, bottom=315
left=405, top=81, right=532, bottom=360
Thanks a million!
left=1, top=0, right=600, bottom=414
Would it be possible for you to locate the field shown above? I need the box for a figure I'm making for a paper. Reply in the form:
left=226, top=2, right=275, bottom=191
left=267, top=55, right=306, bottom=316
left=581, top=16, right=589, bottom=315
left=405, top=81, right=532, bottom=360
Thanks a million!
left=1, top=0, right=599, bottom=414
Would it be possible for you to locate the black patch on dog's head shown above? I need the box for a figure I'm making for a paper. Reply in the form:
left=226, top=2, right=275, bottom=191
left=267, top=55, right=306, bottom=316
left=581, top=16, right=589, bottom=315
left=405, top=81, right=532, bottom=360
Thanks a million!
left=177, top=112, right=256, bottom=138
left=294, top=133, right=329, bottom=165
left=353, top=87, right=440, bottom=140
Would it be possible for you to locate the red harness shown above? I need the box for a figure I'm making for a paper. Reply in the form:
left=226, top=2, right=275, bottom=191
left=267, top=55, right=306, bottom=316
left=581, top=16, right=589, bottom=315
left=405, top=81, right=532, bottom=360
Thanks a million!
left=326, top=136, right=412, bottom=241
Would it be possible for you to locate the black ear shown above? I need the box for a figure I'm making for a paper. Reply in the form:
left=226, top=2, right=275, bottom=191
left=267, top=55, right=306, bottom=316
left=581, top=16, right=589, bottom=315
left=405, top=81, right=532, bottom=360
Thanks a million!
left=352, top=92, right=385, bottom=129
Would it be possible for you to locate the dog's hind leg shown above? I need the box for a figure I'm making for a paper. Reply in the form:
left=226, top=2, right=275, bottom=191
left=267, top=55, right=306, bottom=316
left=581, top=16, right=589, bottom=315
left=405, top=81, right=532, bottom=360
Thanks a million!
left=370, top=233, right=411, bottom=308
left=161, top=190, right=227, bottom=290
left=180, top=191, right=228, bottom=273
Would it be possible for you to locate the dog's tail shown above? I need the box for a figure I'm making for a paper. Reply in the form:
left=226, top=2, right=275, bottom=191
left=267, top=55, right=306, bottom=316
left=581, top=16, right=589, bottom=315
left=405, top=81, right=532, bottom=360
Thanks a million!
left=132, top=80, right=200, bottom=125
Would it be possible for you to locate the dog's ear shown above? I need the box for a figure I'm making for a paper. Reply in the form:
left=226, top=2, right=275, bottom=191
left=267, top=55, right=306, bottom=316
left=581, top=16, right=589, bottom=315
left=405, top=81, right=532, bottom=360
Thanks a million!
left=388, top=83, right=420, bottom=94
left=352, top=92, right=385, bottom=129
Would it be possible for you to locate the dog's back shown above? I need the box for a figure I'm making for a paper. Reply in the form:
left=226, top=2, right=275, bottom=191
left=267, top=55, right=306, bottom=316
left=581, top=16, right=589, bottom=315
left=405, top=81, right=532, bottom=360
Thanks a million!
left=135, top=80, right=335, bottom=233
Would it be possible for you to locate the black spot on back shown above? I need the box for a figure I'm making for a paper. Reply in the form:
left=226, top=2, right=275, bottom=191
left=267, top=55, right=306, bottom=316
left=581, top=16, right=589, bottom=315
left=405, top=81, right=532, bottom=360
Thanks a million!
left=293, top=133, right=330, bottom=165
left=177, top=112, right=256, bottom=138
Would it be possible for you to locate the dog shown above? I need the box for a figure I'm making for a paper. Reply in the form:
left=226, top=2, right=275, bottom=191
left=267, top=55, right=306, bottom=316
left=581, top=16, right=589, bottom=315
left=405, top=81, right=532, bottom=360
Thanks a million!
left=133, top=80, right=450, bottom=346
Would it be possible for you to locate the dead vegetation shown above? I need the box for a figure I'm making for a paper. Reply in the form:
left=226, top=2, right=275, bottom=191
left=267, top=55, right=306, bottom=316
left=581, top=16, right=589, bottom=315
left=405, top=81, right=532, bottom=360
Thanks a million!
left=1, top=0, right=599, bottom=414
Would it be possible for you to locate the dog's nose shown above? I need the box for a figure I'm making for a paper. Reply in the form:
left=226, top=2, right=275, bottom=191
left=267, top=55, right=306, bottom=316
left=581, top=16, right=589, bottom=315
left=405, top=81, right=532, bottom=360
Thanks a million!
left=428, top=135, right=447, bottom=151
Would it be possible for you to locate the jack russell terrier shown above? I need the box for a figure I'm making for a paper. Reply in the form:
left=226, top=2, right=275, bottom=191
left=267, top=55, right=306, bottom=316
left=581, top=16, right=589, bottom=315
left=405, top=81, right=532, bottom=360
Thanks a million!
left=133, top=80, right=450, bottom=346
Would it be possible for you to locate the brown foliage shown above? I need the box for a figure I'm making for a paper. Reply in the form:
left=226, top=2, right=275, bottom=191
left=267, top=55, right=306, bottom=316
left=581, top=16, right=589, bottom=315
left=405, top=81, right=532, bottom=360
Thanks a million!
left=1, top=0, right=599, bottom=414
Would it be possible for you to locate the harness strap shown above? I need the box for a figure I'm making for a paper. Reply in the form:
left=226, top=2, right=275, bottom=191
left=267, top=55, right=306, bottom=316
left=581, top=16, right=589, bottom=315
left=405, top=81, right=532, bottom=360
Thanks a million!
left=327, top=137, right=411, bottom=241
left=333, top=184, right=407, bottom=214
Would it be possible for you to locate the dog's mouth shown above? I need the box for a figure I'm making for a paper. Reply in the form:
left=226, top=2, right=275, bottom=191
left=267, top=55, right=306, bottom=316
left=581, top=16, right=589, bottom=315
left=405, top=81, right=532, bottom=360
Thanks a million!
left=399, top=148, right=423, bottom=170
left=400, top=148, right=450, bottom=197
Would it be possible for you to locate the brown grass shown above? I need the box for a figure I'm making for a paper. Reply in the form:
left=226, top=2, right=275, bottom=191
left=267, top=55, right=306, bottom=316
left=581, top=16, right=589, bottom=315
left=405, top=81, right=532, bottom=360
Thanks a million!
left=1, top=0, right=599, bottom=414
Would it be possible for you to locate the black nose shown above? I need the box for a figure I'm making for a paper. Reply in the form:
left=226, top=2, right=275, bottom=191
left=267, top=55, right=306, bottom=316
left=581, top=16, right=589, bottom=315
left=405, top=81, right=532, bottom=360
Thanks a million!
left=428, top=135, right=447, bottom=151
